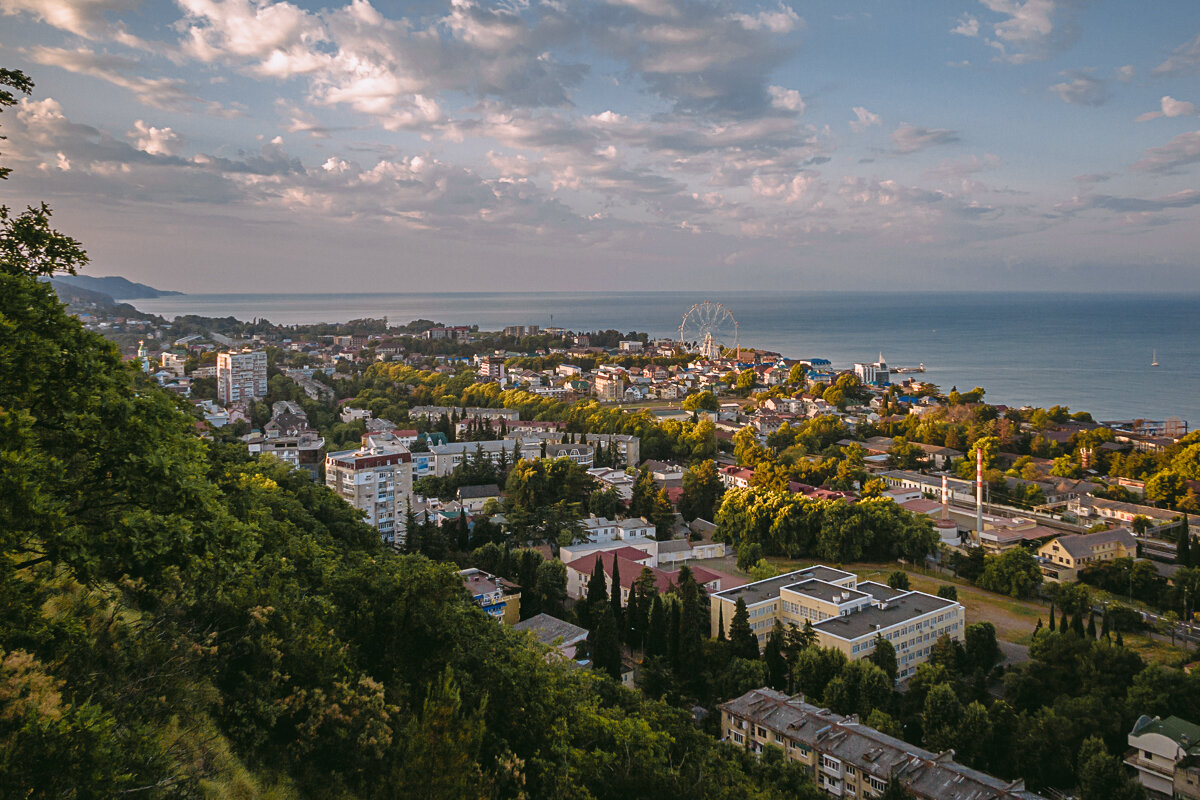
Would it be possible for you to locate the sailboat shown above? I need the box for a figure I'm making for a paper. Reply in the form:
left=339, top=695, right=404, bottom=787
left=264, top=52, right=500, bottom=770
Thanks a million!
left=1151, top=350, right=1160, bottom=367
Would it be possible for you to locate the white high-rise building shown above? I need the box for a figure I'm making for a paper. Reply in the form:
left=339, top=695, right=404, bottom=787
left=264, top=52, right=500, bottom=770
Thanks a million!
left=325, top=439, right=414, bottom=548
left=216, top=349, right=268, bottom=405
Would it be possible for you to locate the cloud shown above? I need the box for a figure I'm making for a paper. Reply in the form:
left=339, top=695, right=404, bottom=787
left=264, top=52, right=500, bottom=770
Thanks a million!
left=1132, top=129, right=1200, bottom=174
left=1, top=0, right=147, bottom=47
left=128, top=120, right=184, bottom=156
left=951, top=15, right=980, bottom=37
left=890, top=123, right=959, bottom=154
left=849, top=106, right=881, bottom=133
left=1049, top=70, right=1108, bottom=106
left=767, top=86, right=804, bottom=113
left=1135, top=96, right=1197, bottom=123
left=1153, top=33, right=1200, bottom=75
left=1113, top=64, right=1134, bottom=82
left=927, top=154, right=1001, bottom=181
left=26, top=46, right=239, bottom=116
left=976, top=0, right=1084, bottom=65
left=1084, top=190, right=1200, bottom=213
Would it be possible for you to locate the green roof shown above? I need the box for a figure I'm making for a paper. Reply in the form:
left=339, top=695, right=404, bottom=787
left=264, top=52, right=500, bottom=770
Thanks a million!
left=1133, top=715, right=1200, bottom=751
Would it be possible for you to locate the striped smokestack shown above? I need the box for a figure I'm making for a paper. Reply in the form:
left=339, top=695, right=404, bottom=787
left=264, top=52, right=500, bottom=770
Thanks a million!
left=976, top=446, right=984, bottom=533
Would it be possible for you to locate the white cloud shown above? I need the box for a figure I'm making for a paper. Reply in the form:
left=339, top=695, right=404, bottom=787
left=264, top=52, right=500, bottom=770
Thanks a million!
left=26, top=46, right=239, bottom=116
left=1113, top=64, right=1134, bottom=82
left=1049, top=70, right=1108, bottom=106
left=891, top=123, right=959, bottom=154
left=951, top=15, right=980, bottom=37
left=1, top=0, right=147, bottom=46
left=976, top=0, right=1082, bottom=65
left=767, top=86, right=804, bottom=113
left=1132, top=129, right=1200, bottom=174
left=1135, top=96, right=1197, bottom=123
left=128, top=120, right=184, bottom=156
left=1153, top=33, right=1200, bottom=75
left=849, top=106, right=881, bottom=133
left=729, top=4, right=802, bottom=34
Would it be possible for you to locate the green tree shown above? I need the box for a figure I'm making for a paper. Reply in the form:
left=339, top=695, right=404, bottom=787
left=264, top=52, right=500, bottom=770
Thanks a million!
left=728, top=598, right=759, bottom=660
left=1077, top=736, right=1146, bottom=800
left=682, top=390, right=718, bottom=412
left=868, top=635, right=898, bottom=683
left=976, top=548, right=1042, bottom=597
left=679, top=459, right=723, bottom=521
left=923, top=683, right=964, bottom=752
left=937, top=585, right=958, bottom=601
left=588, top=606, right=622, bottom=680
left=886, top=570, right=910, bottom=590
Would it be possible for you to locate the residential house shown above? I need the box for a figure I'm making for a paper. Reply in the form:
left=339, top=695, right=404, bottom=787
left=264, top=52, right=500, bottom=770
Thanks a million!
left=1036, top=527, right=1137, bottom=582
left=459, top=568, right=521, bottom=624
left=216, top=349, right=267, bottom=405
left=587, top=467, right=636, bottom=502
left=457, top=484, right=503, bottom=513
left=512, top=614, right=589, bottom=661
left=1127, top=714, right=1200, bottom=800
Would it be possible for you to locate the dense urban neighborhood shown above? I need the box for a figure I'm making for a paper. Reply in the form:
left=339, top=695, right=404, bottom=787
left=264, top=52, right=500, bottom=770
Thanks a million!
left=44, top=278, right=1200, bottom=800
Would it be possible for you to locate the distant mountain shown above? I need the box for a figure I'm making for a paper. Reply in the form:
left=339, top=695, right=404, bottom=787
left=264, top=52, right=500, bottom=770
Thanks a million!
left=48, top=278, right=143, bottom=316
left=54, top=274, right=182, bottom=298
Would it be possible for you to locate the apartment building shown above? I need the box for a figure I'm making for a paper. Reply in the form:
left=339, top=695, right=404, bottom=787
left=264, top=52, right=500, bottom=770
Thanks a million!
left=594, top=371, right=626, bottom=402
left=325, top=441, right=413, bottom=548
left=216, top=349, right=267, bottom=404
left=1126, top=714, right=1200, bottom=800
left=1036, top=527, right=1137, bottom=582
left=711, top=566, right=965, bottom=681
left=584, top=433, right=640, bottom=466
left=244, top=430, right=326, bottom=480
left=721, top=689, right=1045, bottom=800
left=459, top=568, right=521, bottom=624
left=477, top=355, right=507, bottom=382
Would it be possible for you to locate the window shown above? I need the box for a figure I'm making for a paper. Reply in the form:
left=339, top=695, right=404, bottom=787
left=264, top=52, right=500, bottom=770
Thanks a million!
left=846, top=765, right=856, bottom=776
left=733, top=732, right=744, bottom=744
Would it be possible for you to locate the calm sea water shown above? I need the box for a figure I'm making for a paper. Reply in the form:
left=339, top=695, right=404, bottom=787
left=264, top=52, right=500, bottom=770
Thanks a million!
left=130, top=291, right=1200, bottom=424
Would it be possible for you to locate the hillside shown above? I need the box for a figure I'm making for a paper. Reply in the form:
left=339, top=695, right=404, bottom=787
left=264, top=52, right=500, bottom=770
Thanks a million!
left=2, top=227, right=818, bottom=799
left=53, top=273, right=181, bottom=298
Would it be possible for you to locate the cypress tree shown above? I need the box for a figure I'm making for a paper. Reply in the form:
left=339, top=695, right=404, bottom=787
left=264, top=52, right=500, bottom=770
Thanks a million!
left=1071, top=612, right=1086, bottom=637
left=1061, top=607, right=1070, bottom=633
left=676, top=570, right=705, bottom=678
left=647, top=594, right=668, bottom=657
left=717, top=606, right=726, bottom=641
left=764, top=623, right=787, bottom=690
left=1116, top=631, right=1125, bottom=647
left=1086, top=611, right=1097, bottom=639
left=588, top=606, right=622, bottom=680
left=729, top=597, right=759, bottom=660
left=1178, top=521, right=1192, bottom=567
left=626, top=586, right=642, bottom=650
left=610, top=557, right=624, bottom=632
left=668, top=601, right=682, bottom=669
left=1048, top=603, right=1056, bottom=631
left=1034, top=618, right=1043, bottom=634
left=1102, top=610, right=1112, bottom=640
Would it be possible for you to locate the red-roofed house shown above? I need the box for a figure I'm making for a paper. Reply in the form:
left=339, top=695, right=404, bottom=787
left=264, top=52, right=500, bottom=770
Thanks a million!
left=564, top=550, right=742, bottom=605
left=720, top=465, right=754, bottom=489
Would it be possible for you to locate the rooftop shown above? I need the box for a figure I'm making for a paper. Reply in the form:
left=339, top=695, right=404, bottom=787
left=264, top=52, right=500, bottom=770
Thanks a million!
left=512, top=614, right=589, bottom=649
left=782, top=578, right=868, bottom=605
left=814, top=590, right=958, bottom=642
left=721, top=689, right=1044, bottom=800
left=714, top=565, right=855, bottom=606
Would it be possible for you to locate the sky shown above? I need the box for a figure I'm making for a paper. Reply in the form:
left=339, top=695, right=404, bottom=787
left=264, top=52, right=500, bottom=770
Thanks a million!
left=1, top=0, right=1199, bottom=293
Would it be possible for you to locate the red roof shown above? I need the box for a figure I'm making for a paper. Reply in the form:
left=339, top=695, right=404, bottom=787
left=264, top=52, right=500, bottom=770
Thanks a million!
left=567, top=551, right=742, bottom=595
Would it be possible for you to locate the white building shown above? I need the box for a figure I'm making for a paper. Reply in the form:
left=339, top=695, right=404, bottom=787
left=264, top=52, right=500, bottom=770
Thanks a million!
left=216, top=349, right=267, bottom=405
left=325, top=441, right=414, bottom=548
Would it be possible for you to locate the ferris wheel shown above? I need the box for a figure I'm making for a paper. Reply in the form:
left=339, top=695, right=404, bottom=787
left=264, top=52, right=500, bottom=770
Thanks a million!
left=678, top=301, right=738, bottom=361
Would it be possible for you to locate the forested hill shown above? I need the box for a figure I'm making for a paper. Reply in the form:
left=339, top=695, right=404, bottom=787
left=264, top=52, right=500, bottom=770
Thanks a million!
left=53, top=273, right=181, bottom=298
left=0, top=234, right=820, bottom=797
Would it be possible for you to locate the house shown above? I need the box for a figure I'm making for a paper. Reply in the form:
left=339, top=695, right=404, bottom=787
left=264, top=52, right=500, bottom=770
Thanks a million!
left=326, top=442, right=414, bottom=549
left=1126, top=714, right=1200, bottom=800
left=564, top=550, right=738, bottom=605
left=721, top=689, right=1046, bottom=799
left=459, top=568, right=521, bottom=624
left=512, top=614, right=589, bottom=661
left=975, top=520, right=1060, bottom=554
left=719, top=465, right=754, bottom=489
left=1036, top=527, right=1137, bottom=582
left=711, top=567, right=965, bottom=681
left=588, top=467, right=636, bottom=502
left=457, top=484, right=503, bottom=513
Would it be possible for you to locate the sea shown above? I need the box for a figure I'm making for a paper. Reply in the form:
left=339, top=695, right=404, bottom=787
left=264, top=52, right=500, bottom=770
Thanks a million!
left=129, top=291, right=1200, bottom=425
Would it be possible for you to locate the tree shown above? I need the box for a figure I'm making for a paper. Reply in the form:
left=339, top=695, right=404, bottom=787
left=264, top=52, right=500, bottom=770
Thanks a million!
left=923, top=683, right=964, bottom=752
left=588, top=606, right=622, bottom=680
left=964, top=622, right=1000, bottom=674
left=868, top=635, right=898, bottom=683
left=1077, top=736, right=1146, bottom=800
left=1179, top=522, right=1193, bottom=567
left=886, top=570, right=910, bottom=591
left=679, top=459, right=723, bottom=522
left=682, top=390, right=718, bottom=412
left=748, top=559, right=779, bottom=582
left=937, top=585, right=958, bottom=601
left=764, top=623, right=788, bottom=689
left=728, top=598, right=759, bottom=660
left=975, top=548, right=1042, bottom=597
left=610, top=556, right=624, bottom=629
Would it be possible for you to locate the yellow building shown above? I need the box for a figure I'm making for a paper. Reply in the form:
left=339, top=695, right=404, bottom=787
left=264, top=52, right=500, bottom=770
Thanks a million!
left=459, top=568, right=521, bottom=625
left=711, top=566, right=965, bottom=681
left=1037, top=527, right=1137, bottom=582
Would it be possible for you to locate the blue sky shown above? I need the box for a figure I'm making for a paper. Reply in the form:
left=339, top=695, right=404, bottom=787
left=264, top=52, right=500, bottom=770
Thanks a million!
left=1, top=0, right=1199, bottom=292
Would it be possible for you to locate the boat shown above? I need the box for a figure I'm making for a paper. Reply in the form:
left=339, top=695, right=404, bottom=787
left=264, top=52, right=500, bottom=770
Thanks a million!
left=1152, top=350, right=1159, bottom=367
